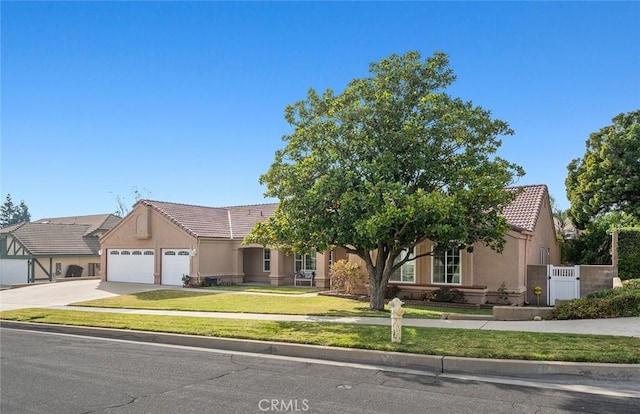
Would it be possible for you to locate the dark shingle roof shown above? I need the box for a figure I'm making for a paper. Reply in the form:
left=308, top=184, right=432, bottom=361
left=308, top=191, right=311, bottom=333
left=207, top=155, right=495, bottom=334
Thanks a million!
left=502, top=185, right=548, bottom=233
left=11, top=223, right=100, bottom=255
left=35, top=214, right=121, bottom=236
left=3, top=214, right=121, bottom=256
left=139, top=200, right=278, bottom=239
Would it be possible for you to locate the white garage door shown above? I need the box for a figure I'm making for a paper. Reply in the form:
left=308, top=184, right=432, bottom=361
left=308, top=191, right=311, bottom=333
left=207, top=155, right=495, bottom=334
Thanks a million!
left=161, top=249, right=191, bottom=286
left=107, top=249, right=155, bottom=284
left=0, top=259, right=29, bottom=286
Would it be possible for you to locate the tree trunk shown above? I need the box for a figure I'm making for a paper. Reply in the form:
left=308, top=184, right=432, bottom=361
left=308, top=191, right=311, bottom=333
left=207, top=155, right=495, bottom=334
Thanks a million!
left=369, top=277, right=387, bottom=310
left=360, top=249, right=391, bottom=311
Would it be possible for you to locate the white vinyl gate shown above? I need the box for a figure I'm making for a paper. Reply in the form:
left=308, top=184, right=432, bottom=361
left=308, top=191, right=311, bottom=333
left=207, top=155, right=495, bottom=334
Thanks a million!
left=548, top=265, right=580, bottom=305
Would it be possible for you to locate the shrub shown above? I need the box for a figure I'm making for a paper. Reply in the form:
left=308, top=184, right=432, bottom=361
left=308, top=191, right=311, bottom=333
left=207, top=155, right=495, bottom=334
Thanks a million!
left=622, top=278, right=640, bottom=290
left=385, top=284, right=401, bottom=299
left=429, top=287, right=466, bottom=303
left=496, top=282, right=511, bottom=305
left=329, top=260, right=365, bottom=295
left=553, top=289, right=640, bottom=319
left=181, top=274, right=191, bottom=287
left=618, top=229, right=640, bottom=280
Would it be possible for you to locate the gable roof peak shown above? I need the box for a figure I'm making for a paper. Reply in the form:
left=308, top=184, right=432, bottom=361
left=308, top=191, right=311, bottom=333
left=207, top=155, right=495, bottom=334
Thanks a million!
left=503, top=184, right=549, bottom=233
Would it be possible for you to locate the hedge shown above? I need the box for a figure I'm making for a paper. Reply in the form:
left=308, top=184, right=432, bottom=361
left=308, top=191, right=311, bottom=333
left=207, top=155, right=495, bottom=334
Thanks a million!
left=618, top=228, right=640, bottom=280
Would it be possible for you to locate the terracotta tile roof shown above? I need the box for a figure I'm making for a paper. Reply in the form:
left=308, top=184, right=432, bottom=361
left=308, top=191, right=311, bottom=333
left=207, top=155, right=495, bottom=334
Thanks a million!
left=502, top=185, right=548, bottom=233
left=139, top=186, right=547, bottom=240
left=3, top=214, right=121, bottom=256
left=228, top=204, right=279, bottom=238
left=139, top=200, right=278, bottom=239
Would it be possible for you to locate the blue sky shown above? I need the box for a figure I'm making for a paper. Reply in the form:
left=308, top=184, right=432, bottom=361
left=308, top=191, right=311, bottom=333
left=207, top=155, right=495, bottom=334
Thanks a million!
left=2, top=2, right=639, bottom=220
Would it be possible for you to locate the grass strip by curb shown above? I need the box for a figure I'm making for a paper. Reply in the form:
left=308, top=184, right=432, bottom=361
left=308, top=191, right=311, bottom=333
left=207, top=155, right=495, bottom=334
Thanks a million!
left=2, top=308, right=638, bottom=364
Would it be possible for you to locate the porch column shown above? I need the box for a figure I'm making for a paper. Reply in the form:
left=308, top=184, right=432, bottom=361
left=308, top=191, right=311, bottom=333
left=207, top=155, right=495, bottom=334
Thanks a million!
left=465, top=249, right=474, bottom=286
left=314, top=251, right=329, bottom=288
left=269, top=249, right=289, bottom=286
left=230, top=244, right=245, bottom=284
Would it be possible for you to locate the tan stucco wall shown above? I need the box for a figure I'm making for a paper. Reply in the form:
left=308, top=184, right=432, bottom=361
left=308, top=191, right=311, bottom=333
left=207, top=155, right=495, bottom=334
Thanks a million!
left=32, top=256, right=102, bottom=279
left=100, top=204, right=197, bottom=283
left=345, top=231, right=536, bottom=305
left=526, top=199, right=561, bottom=266
left=197, top=240, right=245, bottom=282
left=473, top=231, right=524, bottom=292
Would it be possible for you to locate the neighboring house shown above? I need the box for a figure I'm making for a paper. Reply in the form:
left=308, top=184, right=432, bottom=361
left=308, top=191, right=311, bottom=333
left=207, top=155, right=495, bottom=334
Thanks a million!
left=351, top=184, right=560, bottom=305
left=99, top=200, right=347, bottom=287
left=99, top=185, right=559, bottom=305
left=0, top=214, right=121, bottom=286
left=553, top=217, right=579, bottom=240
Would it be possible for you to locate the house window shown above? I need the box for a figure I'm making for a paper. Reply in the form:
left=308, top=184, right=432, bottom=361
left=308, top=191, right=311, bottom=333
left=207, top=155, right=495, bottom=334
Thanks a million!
left=88, top=263, right=100, bottom=276
left=110, top=251, right=119, bottom=255
left=144, top=251, right=154, bottom=255
left=121, top=251, right=130, bottom=255
left=178, top=251, right=190, bottom=256
left=295, top=253, right=316, bottom=272
left=432, top=247, right=461, bottom=285
left=132, top=251, right=142, bottom=255
left=539, top=247, right=547, bottom=265
left=263, top=248, right=271, bottom=272
left=389, top=249, right=415, bottom=283
left=328, top=250, right=335, bottom=266
left=55, top=262, right=62, bottom=276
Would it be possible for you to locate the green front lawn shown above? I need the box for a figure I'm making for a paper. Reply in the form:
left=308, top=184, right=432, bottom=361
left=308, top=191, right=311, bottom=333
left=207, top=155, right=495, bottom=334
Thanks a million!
left=71, top=290, right=493, bottom=319
left=203, top=285, right=324, bottom=294
left=2, top=308, right=638, bottom=363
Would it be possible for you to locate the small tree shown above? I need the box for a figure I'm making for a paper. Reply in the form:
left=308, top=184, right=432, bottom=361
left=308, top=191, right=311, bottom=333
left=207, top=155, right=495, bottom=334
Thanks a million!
left=330, top=260, right=365, bottom=295
left=246, top=51, right=523, bottom=310
left=565, top=212, right=638, bottom=265
left=0, top=194, right=31, bottom=227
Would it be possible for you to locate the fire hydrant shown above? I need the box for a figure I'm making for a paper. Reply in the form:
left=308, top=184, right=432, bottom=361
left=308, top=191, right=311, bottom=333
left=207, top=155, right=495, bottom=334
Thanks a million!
left=389, top=297, right=405, bottom=343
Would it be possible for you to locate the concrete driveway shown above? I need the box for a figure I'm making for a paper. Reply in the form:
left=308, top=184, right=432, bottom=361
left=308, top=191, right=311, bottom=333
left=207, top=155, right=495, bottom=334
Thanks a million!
left=0, top=280, right=174, bottom=311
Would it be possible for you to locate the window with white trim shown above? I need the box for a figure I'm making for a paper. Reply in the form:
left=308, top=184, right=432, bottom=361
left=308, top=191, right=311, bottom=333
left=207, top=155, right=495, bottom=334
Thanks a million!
left=263, top=248, right=271, bottom=272
left=389, top=249, right=415, bottom=283
left=432, top=246, right=461, bottom=285
left=295, top=253, right=316, bottom=272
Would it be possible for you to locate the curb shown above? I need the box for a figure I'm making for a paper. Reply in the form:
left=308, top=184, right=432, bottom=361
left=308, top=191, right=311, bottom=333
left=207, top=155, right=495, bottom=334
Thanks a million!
left=2, top=320, right=638, bottom=381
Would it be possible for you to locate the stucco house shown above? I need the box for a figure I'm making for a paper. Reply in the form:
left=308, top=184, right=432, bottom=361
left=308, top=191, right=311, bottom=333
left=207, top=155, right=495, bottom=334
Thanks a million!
left=99, top=200, right=347, bottom=288
left=99, top=184, right=559, bottom=305
left=355, top=184, right=560, bottom=305
left=0, top=214, right=121, bottom=286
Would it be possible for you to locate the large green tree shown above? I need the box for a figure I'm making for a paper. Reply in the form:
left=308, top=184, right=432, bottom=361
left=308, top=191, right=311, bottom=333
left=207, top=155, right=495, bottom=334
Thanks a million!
left=0, top=194, right=31, bottom=227
left=246, top=51, right=524, bottom=310
left=566, top=109, right=640, bottom=229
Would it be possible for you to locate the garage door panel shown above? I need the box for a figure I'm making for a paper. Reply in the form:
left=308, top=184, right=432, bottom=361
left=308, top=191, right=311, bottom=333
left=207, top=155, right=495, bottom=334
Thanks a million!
left=161, top=249, right=190, bottom=286
left=107, top=249, right=154, bottom=284
left=0, top=259, right=28, bottom=286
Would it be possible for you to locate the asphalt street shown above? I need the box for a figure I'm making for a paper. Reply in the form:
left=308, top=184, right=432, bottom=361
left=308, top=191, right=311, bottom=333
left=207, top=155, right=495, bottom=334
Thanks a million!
left=2, top=328, right=639, bottom=414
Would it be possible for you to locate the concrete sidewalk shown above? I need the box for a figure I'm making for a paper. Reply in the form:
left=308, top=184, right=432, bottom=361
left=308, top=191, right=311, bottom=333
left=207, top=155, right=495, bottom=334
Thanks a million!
left=2, top=279, right=639, bottom=337
left=1, top=280, right=639, bottom=383
left=47, top=305, right=640, bottom=337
